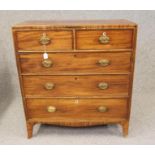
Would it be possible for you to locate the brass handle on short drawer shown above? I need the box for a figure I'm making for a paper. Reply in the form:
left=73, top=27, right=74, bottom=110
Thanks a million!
left=39, top=33, right=51, bottom=45
left=47, top=106, right=56, bottom=113
left=99, top=32, right=110, bottom=44
left=98, top=82, right=108, bottom=90
left=42, top=59, right=53, bottom=68
left=98, top=59, right=110, bottom=67
left=44, top=83, right=55, bottom=90
left=98, top=106, right=108, bottom=113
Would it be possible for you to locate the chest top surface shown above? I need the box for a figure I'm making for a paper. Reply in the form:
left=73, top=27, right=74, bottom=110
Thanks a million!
left=12, top=19, right=137, bottom=30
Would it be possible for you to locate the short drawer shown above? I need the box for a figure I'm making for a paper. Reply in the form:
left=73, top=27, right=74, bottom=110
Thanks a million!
left=76, top=30, right=133, bottom=50
left=23, top=75, right=129, bottom=98
left=16, top=30, right=73, bottom=51
left=26, top=98, right=128, bottom=119
left=20, top=52, right=131, bottom=74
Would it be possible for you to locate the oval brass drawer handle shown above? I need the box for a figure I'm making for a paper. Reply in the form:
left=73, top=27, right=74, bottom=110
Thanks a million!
left=98, top=82, right=108, bottom=90
left=99, top=32, right=110, bottom=44
left=98, top=59, right=110, bottom=67
left=44, top=83, right=55, bottom=90
left=39, top=33, right=51, bottom=45
left=47, top=106, right=56, bottom=113
left=42, top=59, right=53, bottom=68
left=98, top=106, right=108, bottom=113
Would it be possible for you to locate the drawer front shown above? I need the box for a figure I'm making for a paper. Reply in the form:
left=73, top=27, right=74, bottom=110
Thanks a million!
left=23, top=75, right=129, bottom=97
left=76, top=30, right=133, bottom=50
left=16, top=30, right=73, bottom=51
left=20, top=52, right=131, bottom=74
left=26, top=98, right=128, bottom=119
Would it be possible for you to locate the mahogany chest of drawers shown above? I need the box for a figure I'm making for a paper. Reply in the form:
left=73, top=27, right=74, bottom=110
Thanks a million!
left=12, top=20, right=137, bottom=138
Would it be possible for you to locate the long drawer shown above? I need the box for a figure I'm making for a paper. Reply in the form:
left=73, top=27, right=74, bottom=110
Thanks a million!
left=22, top=75, right=129, bottom=97
left=19, top=52, right=131, bottom=74
left=26, top=98, right=128, bottom=119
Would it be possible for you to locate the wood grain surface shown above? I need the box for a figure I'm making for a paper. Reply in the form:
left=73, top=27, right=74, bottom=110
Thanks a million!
left=76, top=30, right=133, bottom=50
left=16, top=30, right=73, bottom=51
left=26, top=98, right=128, bottom=119
left=19, top=52, right=131, bottom=75
left=22, top=75, right=129, bottom=97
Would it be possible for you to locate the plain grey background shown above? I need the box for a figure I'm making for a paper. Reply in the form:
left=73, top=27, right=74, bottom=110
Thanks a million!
left=0, top=11, right=155, bottom=144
